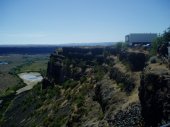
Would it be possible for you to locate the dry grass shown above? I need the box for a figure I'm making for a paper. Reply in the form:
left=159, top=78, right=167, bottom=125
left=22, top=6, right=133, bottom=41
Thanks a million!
left=110, top=57, right=141, bottom=110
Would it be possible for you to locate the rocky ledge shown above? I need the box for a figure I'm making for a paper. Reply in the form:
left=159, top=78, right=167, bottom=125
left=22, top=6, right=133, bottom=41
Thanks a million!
left=139, top=64, right=170, bottom=126
left=119, top=50, right=148, bottom=71
left=107, top=103, right=142, bottom=127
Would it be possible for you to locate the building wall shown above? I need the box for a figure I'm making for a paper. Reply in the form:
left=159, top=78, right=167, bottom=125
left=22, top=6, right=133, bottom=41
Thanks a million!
left=125, top=33, right=157, bottom=45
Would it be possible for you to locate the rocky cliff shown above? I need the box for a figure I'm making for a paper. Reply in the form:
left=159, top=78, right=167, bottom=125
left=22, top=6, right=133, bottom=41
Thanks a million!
left=41, top=47, right=147, bottom=127
left=119, top=50, right=148, bottom=71
left=43, top=47, right=110, bottom=87
left=139, top=63, right=170, bottom=126
left=1, top=46, right=149, bottom=127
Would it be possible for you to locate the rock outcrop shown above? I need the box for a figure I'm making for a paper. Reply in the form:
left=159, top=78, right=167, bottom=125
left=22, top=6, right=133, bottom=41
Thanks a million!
left=47, top=53, right=65, bottom=83
left=45, top=47, right=114, bottom=85
left=94, top=79, right=142, bottom=127
left=110, top=66, right=135, bottom=94
left=95, top=79, right=117, bottom=112
left=139, top=65, right=170, bottom=126
left=119, top=50, right=148, bottom=71
left=1, top=46, right=147, bottom=127
left=108, top=103, right=142, bottom=127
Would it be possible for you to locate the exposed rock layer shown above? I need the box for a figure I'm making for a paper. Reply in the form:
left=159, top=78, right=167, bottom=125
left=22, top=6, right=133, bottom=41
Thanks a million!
left=119, top=51, right=148, bottom=71
left=139, top=66, right=170, bottom=126
left=44, top=47, right=114, bottom=87
left=110, top=66, right=135, bottom=93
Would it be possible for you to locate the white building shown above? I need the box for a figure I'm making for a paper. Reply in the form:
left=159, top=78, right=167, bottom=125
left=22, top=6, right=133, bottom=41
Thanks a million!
left=168, top=42, right=170, bottom=57
left=125, top=33, right=157, bottom=46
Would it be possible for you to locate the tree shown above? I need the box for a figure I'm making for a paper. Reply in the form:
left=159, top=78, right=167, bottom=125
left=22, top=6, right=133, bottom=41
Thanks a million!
left=150, top=36, right=163, bottom=55
left=115, top=42, right=127, bottom=53
left=163, top=27, right=170, bottom=42
left=150, top=27, right=170, bottom=55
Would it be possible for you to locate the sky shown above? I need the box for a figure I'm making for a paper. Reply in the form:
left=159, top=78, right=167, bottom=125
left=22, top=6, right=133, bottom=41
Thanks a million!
left=0, top=0, right=170, bottom=45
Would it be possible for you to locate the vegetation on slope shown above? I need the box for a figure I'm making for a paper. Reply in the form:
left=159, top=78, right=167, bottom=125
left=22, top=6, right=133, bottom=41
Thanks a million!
left=0, top=54, right=49, bottom=126
left=1, top=45, right=148, bottom=127
left=150, top=27, right=170, bottom=55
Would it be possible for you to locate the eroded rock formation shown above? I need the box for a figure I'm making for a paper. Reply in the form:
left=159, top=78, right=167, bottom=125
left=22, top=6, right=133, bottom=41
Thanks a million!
left=44, top=47, right=112, bottom=86
left=139, top=65, right=170, bottom=126
left=119, top=50, right=148, bottom=71
left=47, top=53, right=65, bottom=83
left=110, top=66, right=135, bottom=93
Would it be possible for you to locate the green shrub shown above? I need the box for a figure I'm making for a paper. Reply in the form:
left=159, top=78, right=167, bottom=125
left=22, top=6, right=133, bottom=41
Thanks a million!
left=94, top=66, right=106, bottom=81
left=80, top=76, right=87, bottom=83
left=43, top=115, right=67, bottom=127
left=74, top=93, right=85, bottom=108
left=46, top=86, right=60, bottom=99
left=149, top=56, right=157, bottom=63
left=150, top=27, right=170, bottom=56
left=63, top=79, right=78, bottom=89
left=150, top=37, right=163, bottom=55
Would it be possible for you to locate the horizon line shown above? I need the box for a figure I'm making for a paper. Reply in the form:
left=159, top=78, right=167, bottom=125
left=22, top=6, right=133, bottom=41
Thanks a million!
left=0, top=41, right=120, bottom=46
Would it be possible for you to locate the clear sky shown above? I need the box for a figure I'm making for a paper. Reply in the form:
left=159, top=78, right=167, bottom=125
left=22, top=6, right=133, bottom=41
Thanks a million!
left=0, top=0, right=170, bottom=45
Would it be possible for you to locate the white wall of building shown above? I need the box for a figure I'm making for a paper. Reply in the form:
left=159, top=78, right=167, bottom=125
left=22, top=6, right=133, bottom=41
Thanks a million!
left=125, top=33, right=157, bottom=45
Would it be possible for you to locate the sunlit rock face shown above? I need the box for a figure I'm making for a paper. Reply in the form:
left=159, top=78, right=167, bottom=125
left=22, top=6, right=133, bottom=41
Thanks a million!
left=139, top=67, right=170, bottom=126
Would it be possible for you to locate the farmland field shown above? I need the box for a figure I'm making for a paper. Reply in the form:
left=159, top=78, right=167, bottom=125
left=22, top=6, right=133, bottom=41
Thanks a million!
left=0, top=54, right=49, bottom=92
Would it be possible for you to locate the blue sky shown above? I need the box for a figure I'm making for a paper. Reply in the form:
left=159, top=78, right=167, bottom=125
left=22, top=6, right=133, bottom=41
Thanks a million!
left=0, top=0, right=170, bottom=45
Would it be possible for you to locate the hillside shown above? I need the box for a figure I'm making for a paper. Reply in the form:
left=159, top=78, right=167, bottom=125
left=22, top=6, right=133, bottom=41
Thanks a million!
left=0, top=46, right=169, bottom=127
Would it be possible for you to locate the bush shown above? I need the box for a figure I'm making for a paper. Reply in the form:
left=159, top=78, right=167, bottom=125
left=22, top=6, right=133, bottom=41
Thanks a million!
left=115, top=42, right=128, bottom=53
left=63, top=79, right=78, bottom=89
left=94, top=65, right=106, bottom=81
left=46, top=86, right=60, bottom=99
left=75, top=94, right=84, bottom=108
left=149, top=56, right=157, bottom=63
left=80, top=76, right=87, bottom=83
left=150, top=27, right=170, bottom=56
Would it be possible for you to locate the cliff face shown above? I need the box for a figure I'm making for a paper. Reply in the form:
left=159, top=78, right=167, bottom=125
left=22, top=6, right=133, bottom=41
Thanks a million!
left=110, top=66, right=135, bottom=93
left=43, top=47, right=108, bottom=86
left=43, top=47, right=170, bottom=127
left=41, top=47, right=145, bottom=127
left=2, top=46, right=149, bottom=127
left=47, top=53, right=65, bottom=83
left=119, top=50, right=148, bottom=71
left=139, top=64, right=170, bottom=126
left=94, top=79, right=142, bottom=127
left=43, top=47, right=147, bottom=126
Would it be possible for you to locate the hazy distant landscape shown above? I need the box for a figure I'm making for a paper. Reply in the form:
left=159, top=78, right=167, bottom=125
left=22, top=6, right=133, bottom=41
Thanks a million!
left=0, top=42, right=114, bottom=54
